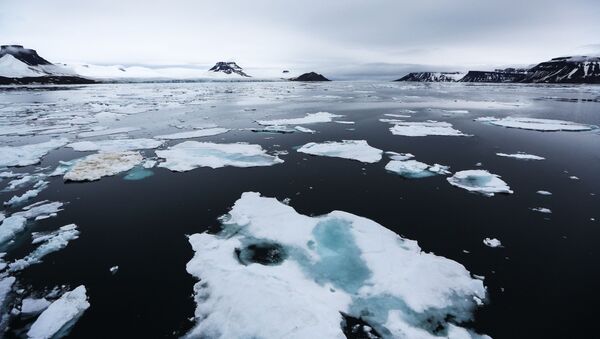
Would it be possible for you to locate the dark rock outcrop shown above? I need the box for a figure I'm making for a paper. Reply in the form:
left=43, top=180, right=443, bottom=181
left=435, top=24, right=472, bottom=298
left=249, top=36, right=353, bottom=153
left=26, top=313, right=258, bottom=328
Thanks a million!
left=0, top=76, right=96, bottom=85
left=290, top=72, right=330, bottom=81
left=395, top=72, right=463, bottom=82
left=0, top=45, right=52, bottom=66
left=460, top=71, right=527, bottom=83
left=522, top=56, right=600, bottom=83
left=209, top=61, right=250, bottom=77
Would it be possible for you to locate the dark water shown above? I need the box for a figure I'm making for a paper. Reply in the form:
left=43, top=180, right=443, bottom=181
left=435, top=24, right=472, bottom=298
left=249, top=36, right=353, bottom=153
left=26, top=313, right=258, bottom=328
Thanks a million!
left=1, top=82, right=600, bottom=338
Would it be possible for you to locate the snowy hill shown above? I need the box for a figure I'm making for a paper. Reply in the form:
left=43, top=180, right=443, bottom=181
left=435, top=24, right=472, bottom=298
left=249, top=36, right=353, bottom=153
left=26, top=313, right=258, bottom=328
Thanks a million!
left=395, top=72, right=464, bottom=82
left=523, top=56, right=600, bottom=83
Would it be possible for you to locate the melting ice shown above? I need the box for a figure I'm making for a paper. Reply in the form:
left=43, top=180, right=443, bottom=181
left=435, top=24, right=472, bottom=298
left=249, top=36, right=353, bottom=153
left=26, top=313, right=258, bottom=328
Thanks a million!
left=447, top=170, right=513, bottom=197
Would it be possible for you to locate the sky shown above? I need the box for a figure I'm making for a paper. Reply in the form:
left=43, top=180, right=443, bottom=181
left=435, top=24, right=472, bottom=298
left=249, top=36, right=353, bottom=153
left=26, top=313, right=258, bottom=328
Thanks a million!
left=1, top=0, right=599, bottom=78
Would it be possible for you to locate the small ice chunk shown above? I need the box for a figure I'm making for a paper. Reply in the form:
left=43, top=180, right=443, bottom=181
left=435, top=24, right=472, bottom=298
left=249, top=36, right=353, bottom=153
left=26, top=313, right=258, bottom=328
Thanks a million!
left=297, top=140, right=382, bottom=163
left=536, top=190, right=552, bottom=196
left=388, top=121, right=470, bottom=137
left=334, top=120, right=355, bottom=124
left=443, top=109, right=470, bottom=114
left=294, top=126, right=316, bottom=134
left=531, top=207, right=552, bottom=214
left=257, top=112, right=343, bottom=125
left=68, top=138, right=163, bottom=152
left=0, top=276, right=16, bottom=309
left=447, top=170, right=513, bottom=196
left=77, top=127, right=140, bottom=138
left=154, top=128, right=229, bottom=140
left=21, top=298, right=51, bottom=314
left=4, top=181, right=48, bottom=206
left=384, top=113, right=411, bottom=118
left=27, top=285, right=90, bottom=339
left=64, top=152, right=143, bottom=181
left=483, top=238, right=502, bottom=248
left=496, top=152, right=545, bottom=160
left=386, top=160, right=450, bottom=179
left=386, top=151, right=414, bottom=161
left=569, top=176, right=579, bottom=180
left=0, top=138, right=69, bottom=167
left=476, top=117, right=596, bottom=131
left=156, top=141, right=283, bottom=172
left=109, top=266, right=119, bottom=274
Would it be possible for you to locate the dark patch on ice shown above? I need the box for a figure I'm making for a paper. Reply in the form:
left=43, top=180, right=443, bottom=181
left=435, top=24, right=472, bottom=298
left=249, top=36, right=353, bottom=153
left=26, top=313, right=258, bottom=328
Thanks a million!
left=341, top=313, right=382, bottom=339
left=235, top=242, right=287, bottom=266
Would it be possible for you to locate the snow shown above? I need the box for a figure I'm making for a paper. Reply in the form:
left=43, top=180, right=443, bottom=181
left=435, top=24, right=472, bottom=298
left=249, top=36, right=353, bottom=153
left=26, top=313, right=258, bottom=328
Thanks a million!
left=483, top=238, right=502, bottom=248
left=0, top=54, right=43, bottom=78
left=77, top=127, right=140, bottom=138
left=386, top=159, right=450, bottom=179
left=185, top=192, right=487, bottom=338
left=297, top=140, right=382, bottom=163
left=21, top=298, right=51, bottom=315
left=9, top=224, right=80, bottom=271
left=496, top=152, right=545, bottom=160
left=64, top=152, right=143, bottom=181
left=67, top=138, right=163, bottom=152
left=257, top=112, right=343, bottom=126
left=156, top=141, right=284, bottom=172
left=27, top=285, right=90, bottom=339
left=387, top=121, right=470, bottom=137
left=0, top=138, right=69, bottom=168
left=447, top=170, right=513, bottom=197
left=154, top=128, right=229, bottom=140
left=476, top=117, right=596, bottom=131
left=531, top=207, right=552, bottom=214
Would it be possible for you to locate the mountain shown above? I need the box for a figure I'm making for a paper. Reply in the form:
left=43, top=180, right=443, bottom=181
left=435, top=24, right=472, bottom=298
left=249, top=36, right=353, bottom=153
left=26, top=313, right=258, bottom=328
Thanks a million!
left=290, top=72, right=330, bottom=81
left=209, top=61, right=250, bottom=77
left=460, top=70, right=527, bottom=83
left=522, top=56, right=600, bottom=83
left=0, top=45, right=94, bottom=84
left=395, top=72, right=464, bottom=82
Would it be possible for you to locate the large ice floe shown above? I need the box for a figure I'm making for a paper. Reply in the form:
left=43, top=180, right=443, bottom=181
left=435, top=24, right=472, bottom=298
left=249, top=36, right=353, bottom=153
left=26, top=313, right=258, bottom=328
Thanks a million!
left=154, top=128, right=230, bottom=140
left=185, top=192, right=488, bottom=339
left=476, top=117, right=596, bottom=131
left=385, top=121, right=470, bottom=137
left=256, top=112, right=343, bottom=126
left=447, top=170, right=513, bottom=197
left=156, top=141, right=283, bottom=172
left=385, top=153, right=450, bottom=179
left=0, top=138, right=68, bottom=167
left=26, top=285, right=90, bottom=339
left=67, top=138, right=163, bottom=152
left=63, top=151, right=143, bottom=181
left=297, top=140, right=383, bottom=163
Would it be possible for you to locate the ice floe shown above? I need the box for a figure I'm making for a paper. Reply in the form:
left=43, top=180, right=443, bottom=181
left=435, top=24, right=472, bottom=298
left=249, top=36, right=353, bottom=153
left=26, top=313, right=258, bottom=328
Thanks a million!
left=4, top=180, right=48, bottom=206
left=154, top=128, right=229, bottom=140
left=496, top=152, right=545, bottom=160
left=0, top=138, right=68, bottom=168
left=20, top=298, right=51, bottom=315
left=476, top=117, right=596, bottom=131
left=9, top=224, right=80, bottom=272
left=447, top=170, right=513, bottom=196
left=249, top=125, right=296, bottom=134
left=67, top=138, right=163, bottom=152
left=186, top=192, right=487, bottom=338
left=64, top=152, right=143, bottom=181
left=531, top=207, right=552, bottom=214
left=387, top=121, right=470, bottom=137
left=27, top=285, right=89, bottom=339
left=483, top=238, right=502, bottom=248
left=294, top=126, right=316, bottom=133
left=77, top=127, right=140, bottom=138
left=156, top=141, right=283, bottom=172
left=0, top=202, right=63, bottom=246
left=536, top=190, right=552, bottom=196
left=257, top=112, right=343, bottom=126
left=386, top=158, right=450, bottom=179
left=297, top=140, right=382, bottom=163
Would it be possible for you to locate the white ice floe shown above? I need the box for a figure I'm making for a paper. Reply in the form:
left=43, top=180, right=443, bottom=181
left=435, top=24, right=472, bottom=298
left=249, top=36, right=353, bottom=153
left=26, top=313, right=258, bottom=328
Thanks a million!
left=443, top=110, right=470, bottom=114
left=386, top=151, right=414, bottom=161
left=154, top=128, right=229, bottom=140
left=109, top=266, right=119, bottom=274
left=294, top=126, right=316, bottom=134
left=9, top=224, right=80, bottom=272
left=447, top=170, right=513, bottom=196
left=384, top=113, right=412, bottom=118
left=27, top=285, right=90, bottom=339
left=531, top=207, right=552, bottom=214
left=334, top=120, right=355, bottom=125
left=156, top=141, right=283, bottom=172
left=0, top=215, right=27, bottom=245
left=4, top=180, right=48, bottom=206
left=297, top=140, right=382, bottom=163
left=77, top=127, right=140, bottom=138
left=257, top=112, right=343, bottom=126
left=476, top=117, right=596, bottom=132
left=496, top=152, right=545, bottom=160
left=186, top=192, right=488, bottom=339
left=536, top=190, right=552, bottom=196
left=67, top=138, right=163, bottom=152
left=21, top=298, right=51, bottom=315
left=387, top=121, right=470, bottom=137
left=483, top=238, right=502, bottom=248
left=386, top=160, right=450, bottom=179
left=64, top=152, right=143, bottom=181
left=0, top=138, right=68, bottom=168
left=0, top=277, right=15, bottom=311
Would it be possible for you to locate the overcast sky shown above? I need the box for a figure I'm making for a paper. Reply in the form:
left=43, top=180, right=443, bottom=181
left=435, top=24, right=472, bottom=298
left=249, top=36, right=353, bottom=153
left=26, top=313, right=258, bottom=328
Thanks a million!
left=1, top=0, right=599, bottom=77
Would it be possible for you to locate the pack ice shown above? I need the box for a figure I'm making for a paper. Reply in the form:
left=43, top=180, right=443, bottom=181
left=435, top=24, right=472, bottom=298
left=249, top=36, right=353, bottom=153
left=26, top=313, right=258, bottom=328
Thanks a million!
left=297, top=140, right=383, bottom=163
left=186, top=192, right=488, bottom=339
left=476, top=117, right=596, bottom=131
left=156, top=141, right=283, bottom=172
left=447, top=170, right=513, bottom=196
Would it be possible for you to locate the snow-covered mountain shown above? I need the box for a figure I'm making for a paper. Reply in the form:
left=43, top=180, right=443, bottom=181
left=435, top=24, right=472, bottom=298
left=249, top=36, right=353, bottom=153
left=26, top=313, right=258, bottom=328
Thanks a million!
left=460, top=70, right=527, bottom=83
left=395, top=72, right=464, bottom=82
left=523, top=56, right=600, bottom=83
left=209, top=61, right=250, bottom=77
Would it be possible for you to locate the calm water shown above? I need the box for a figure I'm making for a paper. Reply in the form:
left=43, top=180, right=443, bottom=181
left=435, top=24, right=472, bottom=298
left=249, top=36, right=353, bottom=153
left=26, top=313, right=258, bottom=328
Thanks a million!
left=1, top=82, right=599, bottom=338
